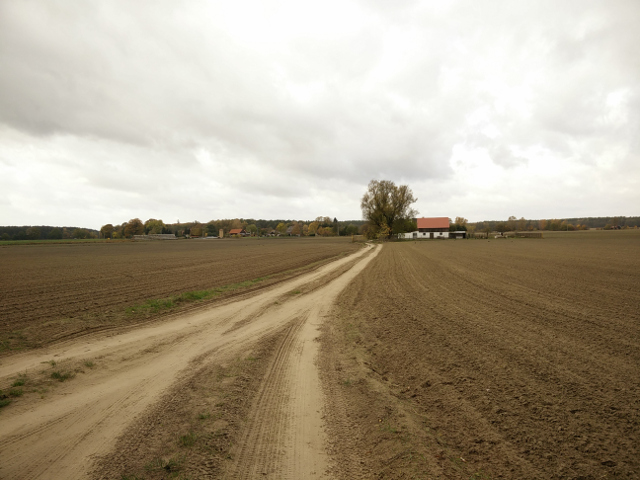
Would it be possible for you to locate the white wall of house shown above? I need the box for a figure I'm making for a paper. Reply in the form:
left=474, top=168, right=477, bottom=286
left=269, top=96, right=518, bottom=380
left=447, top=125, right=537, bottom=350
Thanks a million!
left=401, top=231, right=450, bottom=239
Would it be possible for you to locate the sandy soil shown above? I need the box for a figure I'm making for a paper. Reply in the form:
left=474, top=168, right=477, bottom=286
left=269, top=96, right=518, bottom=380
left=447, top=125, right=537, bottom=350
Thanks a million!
left=0, top=243, right=378, bottom=479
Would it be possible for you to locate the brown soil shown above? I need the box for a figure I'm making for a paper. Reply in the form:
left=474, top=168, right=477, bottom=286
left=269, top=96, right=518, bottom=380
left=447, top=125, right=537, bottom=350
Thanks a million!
left=0, top=237, right=358, bottom=351
left=321, top=230, right=640, bottom=479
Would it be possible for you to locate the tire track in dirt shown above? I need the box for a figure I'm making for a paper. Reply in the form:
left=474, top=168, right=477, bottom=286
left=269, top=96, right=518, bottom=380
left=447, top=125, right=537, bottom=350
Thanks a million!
left=227, top=244, right=379, bottom=480
left=231, top=317, right=306, bottom=479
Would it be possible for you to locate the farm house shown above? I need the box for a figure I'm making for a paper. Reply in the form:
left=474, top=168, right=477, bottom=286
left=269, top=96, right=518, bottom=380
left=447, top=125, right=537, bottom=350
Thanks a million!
left=400, top=217, right=466, bottom=239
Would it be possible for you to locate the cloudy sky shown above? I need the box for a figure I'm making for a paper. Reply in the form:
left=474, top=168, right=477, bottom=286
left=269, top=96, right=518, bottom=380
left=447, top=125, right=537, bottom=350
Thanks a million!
left=1, top=1, right=638, bottom=229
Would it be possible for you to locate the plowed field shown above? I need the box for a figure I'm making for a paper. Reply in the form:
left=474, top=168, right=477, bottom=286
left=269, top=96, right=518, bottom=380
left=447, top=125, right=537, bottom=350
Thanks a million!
left=322, top=230, right=640, bottom=478
left=0, top=237, right=358, bottom=351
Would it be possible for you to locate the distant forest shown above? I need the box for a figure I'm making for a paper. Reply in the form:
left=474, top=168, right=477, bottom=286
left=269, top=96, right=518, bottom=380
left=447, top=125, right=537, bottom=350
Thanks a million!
left=0, top=225, right=99, bottom=241
left=97, top=217, right=369, bottom=239
left=470, top=216, right=640, bottom=232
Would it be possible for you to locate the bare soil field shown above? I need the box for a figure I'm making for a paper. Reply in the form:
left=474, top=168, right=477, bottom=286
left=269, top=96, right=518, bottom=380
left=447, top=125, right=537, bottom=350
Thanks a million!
left=321, top=230, right=640, bottom=479
left=0, top=237, right=359, bottom=351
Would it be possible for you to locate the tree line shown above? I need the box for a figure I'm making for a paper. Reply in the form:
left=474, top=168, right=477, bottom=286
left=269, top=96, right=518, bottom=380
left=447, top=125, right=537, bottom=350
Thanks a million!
left=98, top=217, right=369, bottom=239
left=0, top=225, right=98, bottom=241
left=471, top=216, right=640, bottom=234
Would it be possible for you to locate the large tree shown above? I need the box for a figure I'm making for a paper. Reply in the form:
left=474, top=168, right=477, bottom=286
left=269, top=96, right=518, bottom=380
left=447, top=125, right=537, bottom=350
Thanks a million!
left=100, top=224, right=114, bottom=239
left=144, top=218, right=165, bottom=234
left=48, top=227, right=63, bottom=240
left=361, top=180, right=418, bottom=239
left=275, top=222, right=288, bottom=235
left=308, top=221, right=319, bottom=236
left=124, top=218, right=144, bottom=237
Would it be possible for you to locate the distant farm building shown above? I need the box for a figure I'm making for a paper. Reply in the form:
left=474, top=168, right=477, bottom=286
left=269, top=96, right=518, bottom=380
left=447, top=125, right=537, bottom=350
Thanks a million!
left=229, top=228, right=247, bottom=236
left=400, top=217, right=466, bottom=239
left=133, top=234, right=177, bottom=240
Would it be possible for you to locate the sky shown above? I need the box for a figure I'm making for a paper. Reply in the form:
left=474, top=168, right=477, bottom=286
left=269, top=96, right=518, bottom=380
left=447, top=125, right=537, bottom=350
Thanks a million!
left=1, top=0, right=639, bottom=229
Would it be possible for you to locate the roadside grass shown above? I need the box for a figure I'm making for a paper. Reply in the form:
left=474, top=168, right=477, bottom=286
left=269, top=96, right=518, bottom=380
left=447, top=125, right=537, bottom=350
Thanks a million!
left=45, top=356, right=97, bottom=383
left=125, top=277, right=270, bottom=315
left=177, top=431, right=197, bottom=448
left=8, top=387, right=24, bottom=397
left=0, top=357, right=98, bottom=410
left=12, top=376, right=26, bottom=387
left=51, top=370, right=76, bottom=382
left=126, top=250, right=357, bottom=317
left=144, top=455, right=185, bottom=475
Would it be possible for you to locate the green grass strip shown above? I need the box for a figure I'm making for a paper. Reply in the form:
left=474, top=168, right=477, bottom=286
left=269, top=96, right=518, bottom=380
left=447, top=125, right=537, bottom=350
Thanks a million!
left=126, top=276, right=270, bottom=315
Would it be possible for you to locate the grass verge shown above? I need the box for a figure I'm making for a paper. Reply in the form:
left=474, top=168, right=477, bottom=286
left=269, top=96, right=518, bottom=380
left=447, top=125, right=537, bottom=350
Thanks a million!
left=125, top=276, right=269, bottom=316
left=0, top=357, right=98, bottom=411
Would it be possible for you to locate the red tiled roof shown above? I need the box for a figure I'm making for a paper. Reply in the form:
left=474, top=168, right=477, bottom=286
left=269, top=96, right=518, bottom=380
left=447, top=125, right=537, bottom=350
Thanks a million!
left=417, top=217, right=450, bottom=229
left=229, top=228, right=244, bottom=234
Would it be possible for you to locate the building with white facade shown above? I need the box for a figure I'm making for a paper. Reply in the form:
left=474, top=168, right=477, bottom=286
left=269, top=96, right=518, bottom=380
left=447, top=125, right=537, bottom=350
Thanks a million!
left=400, top=217, right=466, bottom=239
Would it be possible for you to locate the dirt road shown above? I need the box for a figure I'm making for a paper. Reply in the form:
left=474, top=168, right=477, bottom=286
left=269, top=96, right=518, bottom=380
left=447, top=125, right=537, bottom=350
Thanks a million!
left=0, top=243, right=379, bottom=479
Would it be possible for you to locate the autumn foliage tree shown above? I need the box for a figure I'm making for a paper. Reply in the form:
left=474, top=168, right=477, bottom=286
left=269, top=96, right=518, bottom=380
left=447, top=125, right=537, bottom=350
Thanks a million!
left=308, top=221, right=319, bottom=236
left=275, top=222, right=288, bottom=235
left=144, top=218, right=165, bottom=234
left=100, top=224, right=114, bottom=239
left=450, top=216, right=468, bottom=232
left=361, top=180, right=418, bottom=239
left=124, top=218, right=144, bottom=237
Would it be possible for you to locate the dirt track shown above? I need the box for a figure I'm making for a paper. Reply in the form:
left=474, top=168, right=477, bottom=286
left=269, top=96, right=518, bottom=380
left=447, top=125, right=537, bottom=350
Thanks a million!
left=0, top=242, right=378, bottom=479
